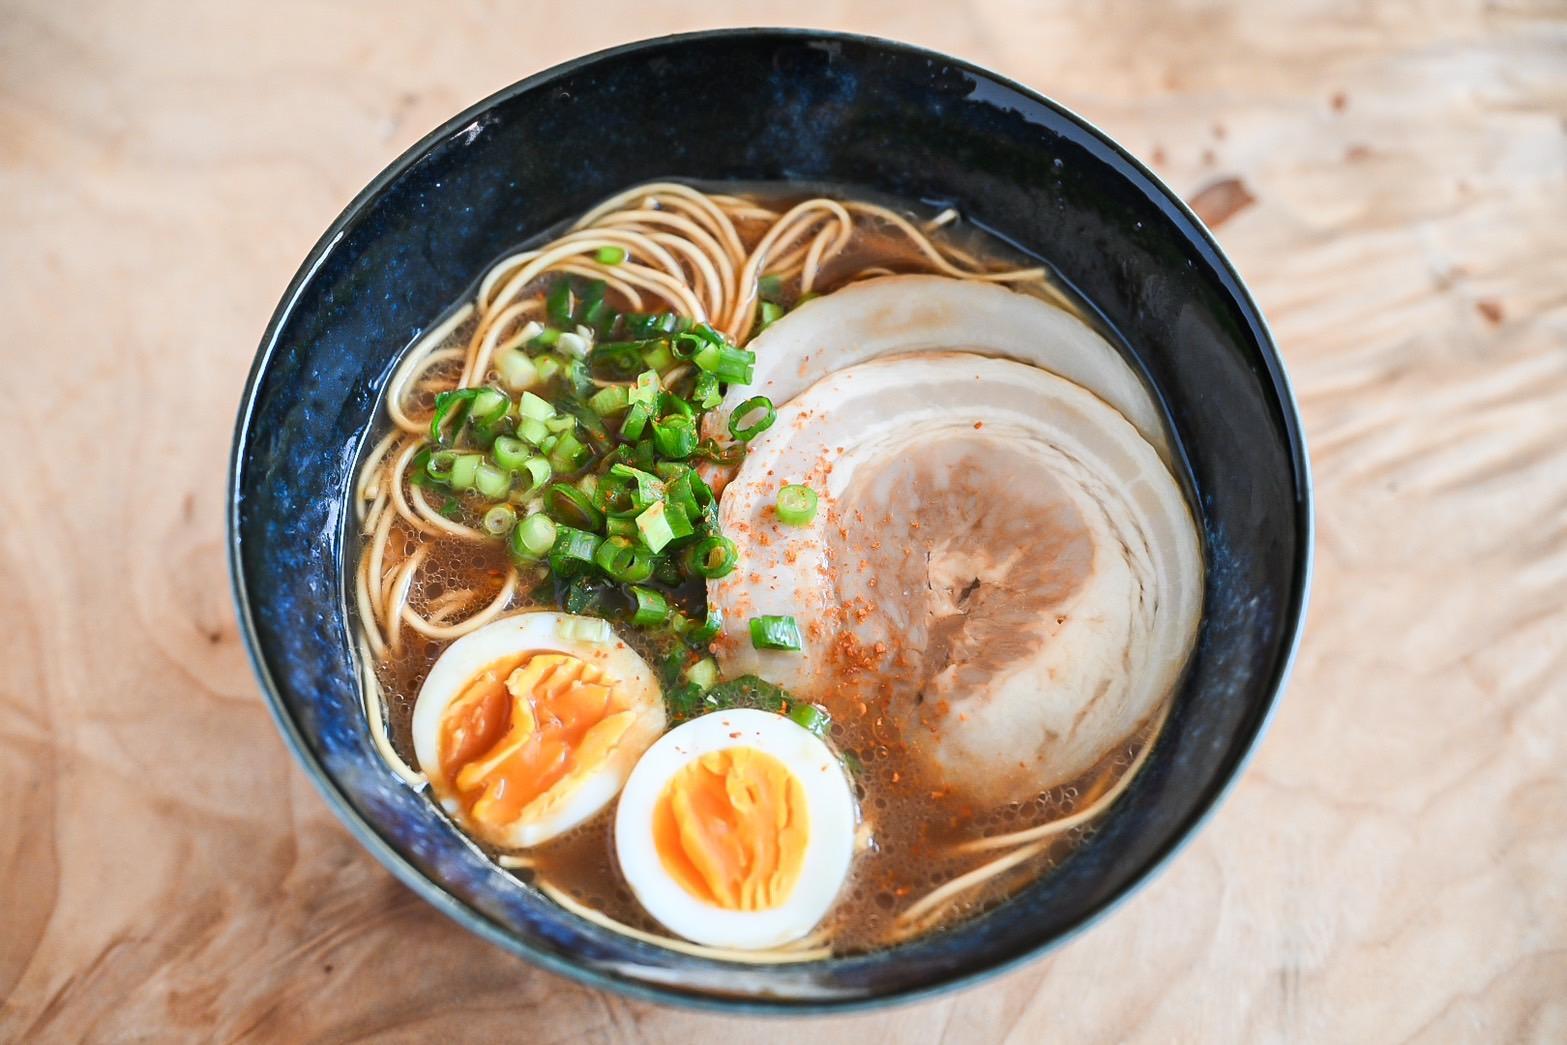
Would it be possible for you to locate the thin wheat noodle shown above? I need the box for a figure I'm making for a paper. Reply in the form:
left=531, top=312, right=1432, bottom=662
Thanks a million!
left=356, top=428, right=401, bottom=513
left=461, top=299, right=541, bottom=387
left=409, top=484, right=491, bottom=542
left=388, top=439, right=446, bottom=537
left=365, top=498, right=397, bottom=625
left=485, top=236, right=703, bottom=322
left=925, top=207, right=960, bottom=230
left=399, top=569, right=518, bottom=639
left=726, top=199, right=851, bottom=338
left=384, top=546, right=428, bottom=653
left=355, top=553, right=387, bottom=660
left=574, top=182, right=746, bottom=264
left=357, top=638, right=425, bottom=787
left=896, top=838, right=1052, bottom=929
left=800, top=222, right=849, bottom=293
left=595, top=209, right=737, bottom=305
left=537, top=881, right=833, bottom=964
left=425, top=587, right=478, bottom=622
left=552, top=261, right=646, bottom=312
left=643, top=230, right=728, bottom=317
left=954, top=710, right=1168, bottom=855
left=845, top=201, right=1044, bottom=282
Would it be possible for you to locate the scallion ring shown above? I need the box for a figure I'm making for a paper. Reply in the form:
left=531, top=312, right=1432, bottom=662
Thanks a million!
left=728, top=396, right=777, bottom=442
left=775, top=483, right=818, bottom=527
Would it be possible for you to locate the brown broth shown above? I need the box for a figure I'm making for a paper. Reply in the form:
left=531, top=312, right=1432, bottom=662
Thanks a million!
left=354, top=183, right=1160, bottom=955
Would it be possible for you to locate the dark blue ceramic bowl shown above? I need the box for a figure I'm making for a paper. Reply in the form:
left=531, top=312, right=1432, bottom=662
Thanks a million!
left=230, top=29, right=1311, bottom=1012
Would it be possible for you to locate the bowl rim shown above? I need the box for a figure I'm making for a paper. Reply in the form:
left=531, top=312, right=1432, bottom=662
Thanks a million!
left=228, top=25, right=1314, bottom=1015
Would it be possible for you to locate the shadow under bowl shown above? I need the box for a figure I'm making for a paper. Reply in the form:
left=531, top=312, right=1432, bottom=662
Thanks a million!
left=229, top=28, right=1311, bottom=1013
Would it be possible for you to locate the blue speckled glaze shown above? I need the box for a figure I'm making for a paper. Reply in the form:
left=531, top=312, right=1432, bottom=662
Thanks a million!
left=229, top=29, right=1312, bottom=1013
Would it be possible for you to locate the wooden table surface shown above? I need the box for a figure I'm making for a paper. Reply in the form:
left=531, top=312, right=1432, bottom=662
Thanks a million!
left=4, top=2, right=1565, bottom=1041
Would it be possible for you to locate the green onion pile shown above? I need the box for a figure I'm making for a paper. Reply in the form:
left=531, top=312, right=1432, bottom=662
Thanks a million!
left=409, top=275, right=819, bottom=722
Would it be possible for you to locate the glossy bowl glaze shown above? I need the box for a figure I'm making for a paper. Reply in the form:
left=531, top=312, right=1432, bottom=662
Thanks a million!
left=230, top=29, right=1311, bottom=1012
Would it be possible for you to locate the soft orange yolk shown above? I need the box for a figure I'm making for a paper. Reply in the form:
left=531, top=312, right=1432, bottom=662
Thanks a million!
left=438, top=652, right=633, bottom=830
left=651, top=747, right=809, bottom=911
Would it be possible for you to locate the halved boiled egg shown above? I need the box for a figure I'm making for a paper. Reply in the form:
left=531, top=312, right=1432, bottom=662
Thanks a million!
left=614, top=708, right=857, bottom=950
left=411, top=611, right=664, bottom=849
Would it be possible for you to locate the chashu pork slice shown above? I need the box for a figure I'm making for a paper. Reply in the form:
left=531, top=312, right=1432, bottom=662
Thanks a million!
left=713, top=273, right=1171, bottom=463
left=709, top=352, right=1202, bottom=804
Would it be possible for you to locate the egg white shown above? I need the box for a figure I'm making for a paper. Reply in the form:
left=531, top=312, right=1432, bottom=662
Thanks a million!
left=410, top=611, right=665, bottom=848
left=614, top=708, right=857, bottom=950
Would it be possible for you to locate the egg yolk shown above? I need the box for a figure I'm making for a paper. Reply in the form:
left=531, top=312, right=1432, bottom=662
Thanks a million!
left=438, top=652, right=634, bottom=830
left=651, top=747, right=809, bottom=911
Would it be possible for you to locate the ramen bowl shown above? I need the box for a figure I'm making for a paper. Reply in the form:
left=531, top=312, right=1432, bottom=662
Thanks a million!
left=229, top=29, right=1311, bottom=1012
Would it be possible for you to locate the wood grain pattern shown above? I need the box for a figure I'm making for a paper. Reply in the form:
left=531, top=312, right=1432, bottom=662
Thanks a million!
left=3, top=1, right=1564, bottom=1040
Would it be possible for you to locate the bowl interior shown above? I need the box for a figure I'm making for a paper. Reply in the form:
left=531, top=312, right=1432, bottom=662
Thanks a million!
left=231, top=29, right=1309, bottom=1012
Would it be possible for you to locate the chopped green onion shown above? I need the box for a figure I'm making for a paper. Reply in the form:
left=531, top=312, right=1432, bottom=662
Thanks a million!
left=759, top=301, right=784, bottom=329
left=703, top=674, right=788, bottom=714
left=558, top=615, right=612, bottom=644
left=672, top=323, right=726, bottom=360
left=593, top=473, right=639, bottom=519
left=620, top=402, right=650, bottom=440
left=497, top=347, right=539, bottom=392
left=547, top=280, right=574, bottom=327
left=629, top=586, right=670, bottom=628
left=518, top=391, right=555, bottom=421
left=533, top=327, right=562, bottom=348
left=534, top=354, right=562, bottom=383
left=592, top=536, right=653, bottom=583
left=664, top=680, right=705, bottom=720
left=556, top=330, right=590, bottom=358
left=653, top=554, right=682, bottom=586
left=687, top=534, right=738, bottom=578
left=491, top=435, right=530, bottom=471
left=642, top=341, right=675, bottom=373
left=651, top=414, right=698, bottom=459
left=474, top=461, right=511, bottom=499
left=608, top=463, right=664, bottom=509
left=693, top=342, right=756, bottom=384
left=426, top=449, right=457, bottom=483
left=547, top=430, right=590, bottom=473
left=775, top=483, right=818, bottom=527
left=469, top=388, right=510, bottom=426
left=482, top=504, right=517, bottom=536
left=575, top=472, right=598, bottom=497
left=749, top=615, right=803, bottom=651
left=757, top=274, right=784, bottom=302
left=728, top=396, right=777, bottom=442
left=514, top=456, right=552, bottom=497
left=588, top=384, right=629, bottom=416
left=629, top=370, right=660, bottom=409
left=661, top=391, right=694, bottom=418
left=589, top=342, right=646, bottom=379
left=788, top=701, right=831, bottom=737
left=544, top=482, right=604, bottom=531
left=548, top=524, right=601, bottom=574
left=595, top=245, right=627, bottom=265
left=429, top=388, right=479, bottom=445
left=684, top=656, right=719, bottom=692
left=449, top=453, right=482, bottom=490
left=516, top=416, right=550, bottom=446
left=510, top=513, right=557, bottom=560
left=605, top=517, right=636, bottom=539
left=686, top=603, right=722, bottom=645
left=692, top=372, right=722, bottom=409
left=635, top=501, right=677, bottom=552
left=694, top=437, right=746, bottom=467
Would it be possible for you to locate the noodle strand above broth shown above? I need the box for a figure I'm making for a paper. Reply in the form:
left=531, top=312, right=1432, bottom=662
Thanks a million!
left=348, top=182, right=1200, bottom=955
